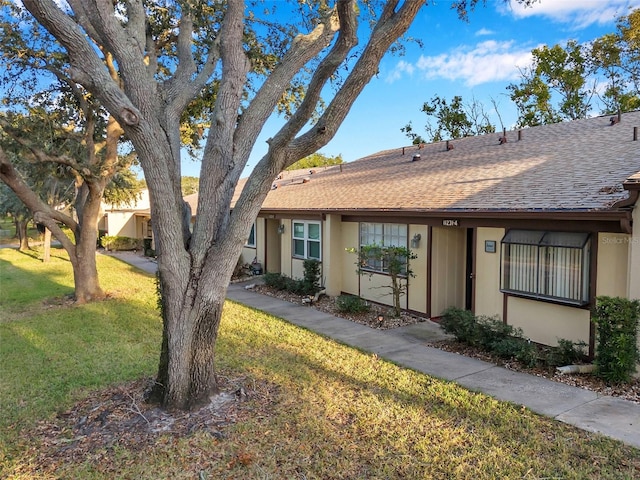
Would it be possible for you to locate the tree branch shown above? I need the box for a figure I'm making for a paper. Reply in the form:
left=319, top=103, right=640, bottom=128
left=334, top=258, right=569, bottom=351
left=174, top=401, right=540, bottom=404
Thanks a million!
left=289, top=0, right=422, bottom=157
left=0, top=146, right=79, bottom=238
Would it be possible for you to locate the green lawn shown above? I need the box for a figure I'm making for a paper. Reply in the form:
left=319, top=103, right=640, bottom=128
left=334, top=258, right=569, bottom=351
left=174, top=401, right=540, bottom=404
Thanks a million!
left=0, top=217, right=41, bottom=246
left=1, top=247, right=639, bottom=479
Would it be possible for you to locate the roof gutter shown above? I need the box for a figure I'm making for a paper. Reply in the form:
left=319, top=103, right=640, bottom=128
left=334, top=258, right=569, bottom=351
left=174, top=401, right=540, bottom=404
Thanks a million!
left=612, top=178, right=640, bottom=234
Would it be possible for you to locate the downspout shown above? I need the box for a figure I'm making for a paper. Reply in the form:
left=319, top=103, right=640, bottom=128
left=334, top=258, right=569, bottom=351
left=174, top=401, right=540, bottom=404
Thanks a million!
left=611, top=179, right=640, bottom=234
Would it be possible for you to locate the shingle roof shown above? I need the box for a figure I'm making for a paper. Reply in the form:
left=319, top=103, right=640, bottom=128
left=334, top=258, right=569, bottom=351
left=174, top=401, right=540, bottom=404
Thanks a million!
left=251, top=111, right=640, bottom=214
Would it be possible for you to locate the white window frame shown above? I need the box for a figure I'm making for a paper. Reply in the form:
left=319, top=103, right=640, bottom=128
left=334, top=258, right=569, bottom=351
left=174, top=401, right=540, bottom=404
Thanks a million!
left=245, top=222, right=256, bottom=248
left=292, top=220, right=321, bottom=260
left=500, top=229, right=591, bottom=306
left=359, top=222, right=408, bottom=273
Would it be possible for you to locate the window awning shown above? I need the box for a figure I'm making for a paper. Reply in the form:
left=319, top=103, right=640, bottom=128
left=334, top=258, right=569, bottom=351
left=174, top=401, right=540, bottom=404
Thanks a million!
left=502, top=230, right=589, bottom=248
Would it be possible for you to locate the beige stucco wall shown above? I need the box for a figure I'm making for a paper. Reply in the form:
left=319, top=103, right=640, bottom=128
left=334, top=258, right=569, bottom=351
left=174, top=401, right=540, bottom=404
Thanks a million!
left=323, top=214, right=343, bottom=296
left=507, top=296, right=591, bottom=346
left=359, top=273, right=408, bottom=309
left=105, top=212, right=137, bottom=238
left=474, top=227, right=505, bottom=319
left=596, top=232, right=630, bottom=298
left=431, top=227, right=465, bottom=316
left=407, top=225, right=428, bottom=314
left=628, top=203, right=640, bottom=360
left=341, top=222, right=360, bottom=296
left=280, top=219, right=292, bottom=277
left=629, top=205, right=640, bottom=301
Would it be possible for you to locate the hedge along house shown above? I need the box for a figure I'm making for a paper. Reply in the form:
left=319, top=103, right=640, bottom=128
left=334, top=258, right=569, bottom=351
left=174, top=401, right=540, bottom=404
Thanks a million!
left=226, top=111, right=640, bottom=353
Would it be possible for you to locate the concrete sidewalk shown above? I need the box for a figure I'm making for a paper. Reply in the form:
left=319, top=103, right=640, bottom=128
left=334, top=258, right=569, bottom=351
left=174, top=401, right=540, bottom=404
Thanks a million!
left=108, top=251, right=640, bottom=449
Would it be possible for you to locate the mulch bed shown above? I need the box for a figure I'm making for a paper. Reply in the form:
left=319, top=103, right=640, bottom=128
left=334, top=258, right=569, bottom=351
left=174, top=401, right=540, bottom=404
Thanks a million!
left=252, top=284, right=640, bottom=404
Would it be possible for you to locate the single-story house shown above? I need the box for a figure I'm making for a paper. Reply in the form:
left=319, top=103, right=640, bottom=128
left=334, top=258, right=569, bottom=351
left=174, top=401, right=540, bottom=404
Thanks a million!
left=98, top=188, right=153, bottom=245
left=230, top=111, right=640, bottom=354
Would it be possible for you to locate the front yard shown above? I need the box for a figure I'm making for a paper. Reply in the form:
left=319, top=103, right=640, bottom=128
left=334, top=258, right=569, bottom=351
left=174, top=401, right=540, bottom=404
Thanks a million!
left=1, top=247, right=640, bottom=479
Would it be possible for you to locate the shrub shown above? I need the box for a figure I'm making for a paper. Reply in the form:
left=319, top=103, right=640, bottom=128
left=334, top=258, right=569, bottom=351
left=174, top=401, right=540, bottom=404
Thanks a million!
left=97, top=229, right=108, bottom=248
left=300, top=259, right=322, bottom=296
left=440, top=307, right=476, bottom=343
left=336, top=295, right=370, bottom=314
left=592, top=296, right=640, bottom=383
left=263, top=272, right=291, bottom=291
left=543, top=338, right=588, bottom=367
left=475, top=315, right=516, bottom=349
left=490, top=337, right=538, bottom=367
left=102, top=235, right=141, bottom=251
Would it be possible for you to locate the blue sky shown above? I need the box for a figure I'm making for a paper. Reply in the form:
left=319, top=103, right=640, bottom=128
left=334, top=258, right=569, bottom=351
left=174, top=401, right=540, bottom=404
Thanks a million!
left=180, top=0, right=640, bottom=178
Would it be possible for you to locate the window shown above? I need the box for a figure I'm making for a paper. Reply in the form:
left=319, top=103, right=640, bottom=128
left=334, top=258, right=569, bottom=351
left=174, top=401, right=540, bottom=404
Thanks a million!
left=246, top=222, right=256, bottom=247
left=501, top=230, right=590, bottom=305
left=292, top=221, right=321, bottom=260
left=359, top=223, right=408, bottom=273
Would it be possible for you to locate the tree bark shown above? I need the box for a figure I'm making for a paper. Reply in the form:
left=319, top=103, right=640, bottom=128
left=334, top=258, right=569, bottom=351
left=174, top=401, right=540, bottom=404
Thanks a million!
left=42, top=227, right=51, bottom=262
left=15, top=218, right=29, bottom=251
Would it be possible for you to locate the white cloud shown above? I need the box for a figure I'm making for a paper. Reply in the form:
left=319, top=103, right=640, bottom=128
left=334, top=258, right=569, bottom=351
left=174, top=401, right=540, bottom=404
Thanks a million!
left=409, top=40, right=535, bottom=87
left=504, top=0, right=640, bottom=28
left=385, top=60, right=415, bottom=83
left=476, top=28, right=495, bottom=36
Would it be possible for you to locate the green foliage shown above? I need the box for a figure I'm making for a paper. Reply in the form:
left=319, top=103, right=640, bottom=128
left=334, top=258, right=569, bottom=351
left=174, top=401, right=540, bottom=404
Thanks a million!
left=301, top=258, right=322, bottom=296
left=102, top=235, right=142, bottom=251
left=103, top=168, right=145, bottom=208
left=508, top=40, right=592, bottom=127
left=440, top=307, right=477, bottom=343
left=336, top=295, right=371, bottom=314
left=181, top=176, right=199, bottom=195
left=262, top=262, right=321, bottom=297
left=543, top=338, right=588, bottom=368
left=286, top=152, right=344, bottom=171
left=591, top=9, right=640, bottom=114
left=263, top=272, right=303, bottom=294
left=441, top=307, right=538, bottom=368
left=402, top=95, right=495, bottom=143
left=592, top=296, right=640, bottom=383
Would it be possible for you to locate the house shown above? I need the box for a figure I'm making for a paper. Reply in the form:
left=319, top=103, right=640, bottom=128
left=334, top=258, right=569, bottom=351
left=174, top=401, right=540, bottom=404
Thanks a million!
left=234, top=111, right=640, bottom=353
left=98, top=188, right=153, bottom=246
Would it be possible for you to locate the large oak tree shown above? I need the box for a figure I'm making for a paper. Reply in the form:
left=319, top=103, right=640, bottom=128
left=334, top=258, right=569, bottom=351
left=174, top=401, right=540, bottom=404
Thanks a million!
left=18, top=0, right=532, bottom=410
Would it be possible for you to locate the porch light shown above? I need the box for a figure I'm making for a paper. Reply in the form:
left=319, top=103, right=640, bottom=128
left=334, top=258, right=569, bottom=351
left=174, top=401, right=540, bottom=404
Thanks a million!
left=277, top=224, right=285, bottom=234
left=411, top=233, right=421, bottom=248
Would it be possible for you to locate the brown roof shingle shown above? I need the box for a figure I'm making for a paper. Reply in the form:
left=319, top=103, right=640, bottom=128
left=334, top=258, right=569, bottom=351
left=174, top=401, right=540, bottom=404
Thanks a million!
left=254, top=111, right=640, bottom=213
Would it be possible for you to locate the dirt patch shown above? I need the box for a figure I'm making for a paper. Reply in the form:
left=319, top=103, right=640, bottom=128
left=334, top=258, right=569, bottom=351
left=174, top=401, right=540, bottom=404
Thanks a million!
left=24, top=374, right=279, bottom=473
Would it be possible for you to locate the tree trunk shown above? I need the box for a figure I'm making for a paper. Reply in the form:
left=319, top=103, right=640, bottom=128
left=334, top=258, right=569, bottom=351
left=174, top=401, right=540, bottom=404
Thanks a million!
left=151, top=274, right=226, bottom=410
left=15, top=218, right=29, bottom=251
left=71, top=245, right=103, bottom=303
left=42, top=227, right=51, bottom=262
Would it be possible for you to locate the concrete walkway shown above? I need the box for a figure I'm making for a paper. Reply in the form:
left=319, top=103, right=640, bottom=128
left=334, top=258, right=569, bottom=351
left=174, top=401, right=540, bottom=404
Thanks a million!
left=107, top=251, right=640, bottom=450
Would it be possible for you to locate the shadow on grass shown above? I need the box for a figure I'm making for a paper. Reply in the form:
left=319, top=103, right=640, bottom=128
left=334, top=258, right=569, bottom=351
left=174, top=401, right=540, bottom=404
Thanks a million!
left=0, top=256, right=76, bottom=314
left=18, top=245, right=70, bottom=262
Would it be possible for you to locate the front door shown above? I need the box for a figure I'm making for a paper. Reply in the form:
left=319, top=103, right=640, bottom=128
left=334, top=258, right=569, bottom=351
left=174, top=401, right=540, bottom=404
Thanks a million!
left=465, top=228, right=474, bottom=311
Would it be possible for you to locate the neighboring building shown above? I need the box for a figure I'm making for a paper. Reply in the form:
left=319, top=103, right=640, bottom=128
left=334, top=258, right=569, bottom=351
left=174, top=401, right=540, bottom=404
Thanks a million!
left=98, top=188, right=153, bottom=243
left=237, top=111, right=640, bottom=353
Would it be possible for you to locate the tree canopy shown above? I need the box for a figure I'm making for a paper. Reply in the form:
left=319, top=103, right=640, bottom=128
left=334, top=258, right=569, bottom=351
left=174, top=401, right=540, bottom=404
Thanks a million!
left=286, top=152, right=344, bottom=171
left=11, top=0, right=535, bottom=411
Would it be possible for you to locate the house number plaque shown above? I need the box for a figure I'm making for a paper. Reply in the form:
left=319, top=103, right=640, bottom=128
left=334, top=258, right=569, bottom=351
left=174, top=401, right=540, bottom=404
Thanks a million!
left=442, top=219, right=459, bottom=227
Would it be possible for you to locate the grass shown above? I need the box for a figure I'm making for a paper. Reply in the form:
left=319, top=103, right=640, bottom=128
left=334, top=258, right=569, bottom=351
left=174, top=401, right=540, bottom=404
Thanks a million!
left=1, top=247, right=640, bottom=479
left=0, top=217, right=41, bottom=246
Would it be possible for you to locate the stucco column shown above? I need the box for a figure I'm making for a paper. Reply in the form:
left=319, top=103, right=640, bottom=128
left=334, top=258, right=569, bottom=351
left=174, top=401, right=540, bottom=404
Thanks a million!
left=629, top=205, right=640, bottom=300
left=322, top=214, right=343, bottom=296
left=627, top=205, right=640, bottom=364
